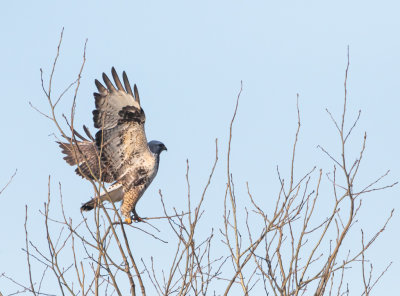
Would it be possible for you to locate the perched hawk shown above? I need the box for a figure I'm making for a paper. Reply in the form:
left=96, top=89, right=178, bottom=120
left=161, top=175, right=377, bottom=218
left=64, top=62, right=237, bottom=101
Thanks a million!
left=58, top=68, right=167, bottom=223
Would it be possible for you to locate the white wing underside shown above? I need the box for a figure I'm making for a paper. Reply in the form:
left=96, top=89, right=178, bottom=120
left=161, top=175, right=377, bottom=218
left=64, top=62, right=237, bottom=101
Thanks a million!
left=59, top=68, right=160, bottom=218
left=93, top=69, right=150, bottom=184
left=95, top=90, right=140, bottom=130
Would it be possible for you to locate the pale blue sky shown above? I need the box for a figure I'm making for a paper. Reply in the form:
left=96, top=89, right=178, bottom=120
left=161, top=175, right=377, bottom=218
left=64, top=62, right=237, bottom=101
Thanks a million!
left=0, top=0, right=399, bottom=294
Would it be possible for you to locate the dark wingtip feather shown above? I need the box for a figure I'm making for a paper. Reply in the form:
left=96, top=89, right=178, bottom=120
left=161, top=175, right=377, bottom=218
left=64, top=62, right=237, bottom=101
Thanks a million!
left=70, top=128, right=87, bottom=141
left=95, top=79, right=107, bottom=93
left=122, top=71, right=134, bottom=96
left=111, top=67, right=124, bottom=91
left=102, top=72, right=116, bottom=92
left=134, top=84, right=140, bottom=105
left=57, top=141, right=78, bottom=166
left=83, top=125, right=95, bottom=141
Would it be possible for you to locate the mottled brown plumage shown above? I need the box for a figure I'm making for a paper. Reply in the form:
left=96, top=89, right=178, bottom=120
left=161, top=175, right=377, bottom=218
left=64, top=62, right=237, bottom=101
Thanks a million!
left=58, top=68, right=167, bottom=223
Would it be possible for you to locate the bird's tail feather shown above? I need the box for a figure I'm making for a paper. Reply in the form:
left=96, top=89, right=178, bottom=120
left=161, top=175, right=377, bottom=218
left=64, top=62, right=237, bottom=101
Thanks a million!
left=81, top=199, right=96, bottom=211
left=80, top=182, right=124, bottom=212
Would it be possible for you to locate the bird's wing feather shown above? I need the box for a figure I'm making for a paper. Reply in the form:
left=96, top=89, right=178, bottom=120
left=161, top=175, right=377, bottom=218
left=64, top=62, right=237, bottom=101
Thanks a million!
left=58, top=130, right=115, bottom=182
left=93, top=68, right=149, bottom=181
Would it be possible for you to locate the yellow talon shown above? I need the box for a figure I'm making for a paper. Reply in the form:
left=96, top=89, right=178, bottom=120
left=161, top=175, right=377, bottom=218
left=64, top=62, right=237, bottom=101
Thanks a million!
left=125, top=217, right=132, bottom=224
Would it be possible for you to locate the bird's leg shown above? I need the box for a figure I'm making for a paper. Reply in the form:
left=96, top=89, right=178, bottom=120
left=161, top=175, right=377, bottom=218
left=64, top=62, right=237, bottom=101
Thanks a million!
left=132, top=208, right=143, bottom=222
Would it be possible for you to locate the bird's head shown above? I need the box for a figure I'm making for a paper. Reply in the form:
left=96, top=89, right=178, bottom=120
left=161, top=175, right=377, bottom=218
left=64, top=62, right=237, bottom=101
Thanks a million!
left=148, top=140, right=167, bottom=155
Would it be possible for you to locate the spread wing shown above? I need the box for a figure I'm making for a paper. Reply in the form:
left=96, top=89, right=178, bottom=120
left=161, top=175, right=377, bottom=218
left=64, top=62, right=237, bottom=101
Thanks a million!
left=58, top=68, right=149, bottom=182
left=92, top=68, right=149, bottom=181
left=57, top=127, right=115, bottom=182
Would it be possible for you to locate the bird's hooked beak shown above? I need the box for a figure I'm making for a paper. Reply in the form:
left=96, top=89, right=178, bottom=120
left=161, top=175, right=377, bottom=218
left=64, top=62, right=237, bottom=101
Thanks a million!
left=161, top=144, right=168, bottom=152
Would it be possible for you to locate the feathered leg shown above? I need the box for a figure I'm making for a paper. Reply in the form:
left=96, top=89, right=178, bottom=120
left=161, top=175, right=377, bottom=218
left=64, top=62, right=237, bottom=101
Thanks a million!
left=121, top=189, right=135, bottom=224
left=121, top=188, right=144, bottom=223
